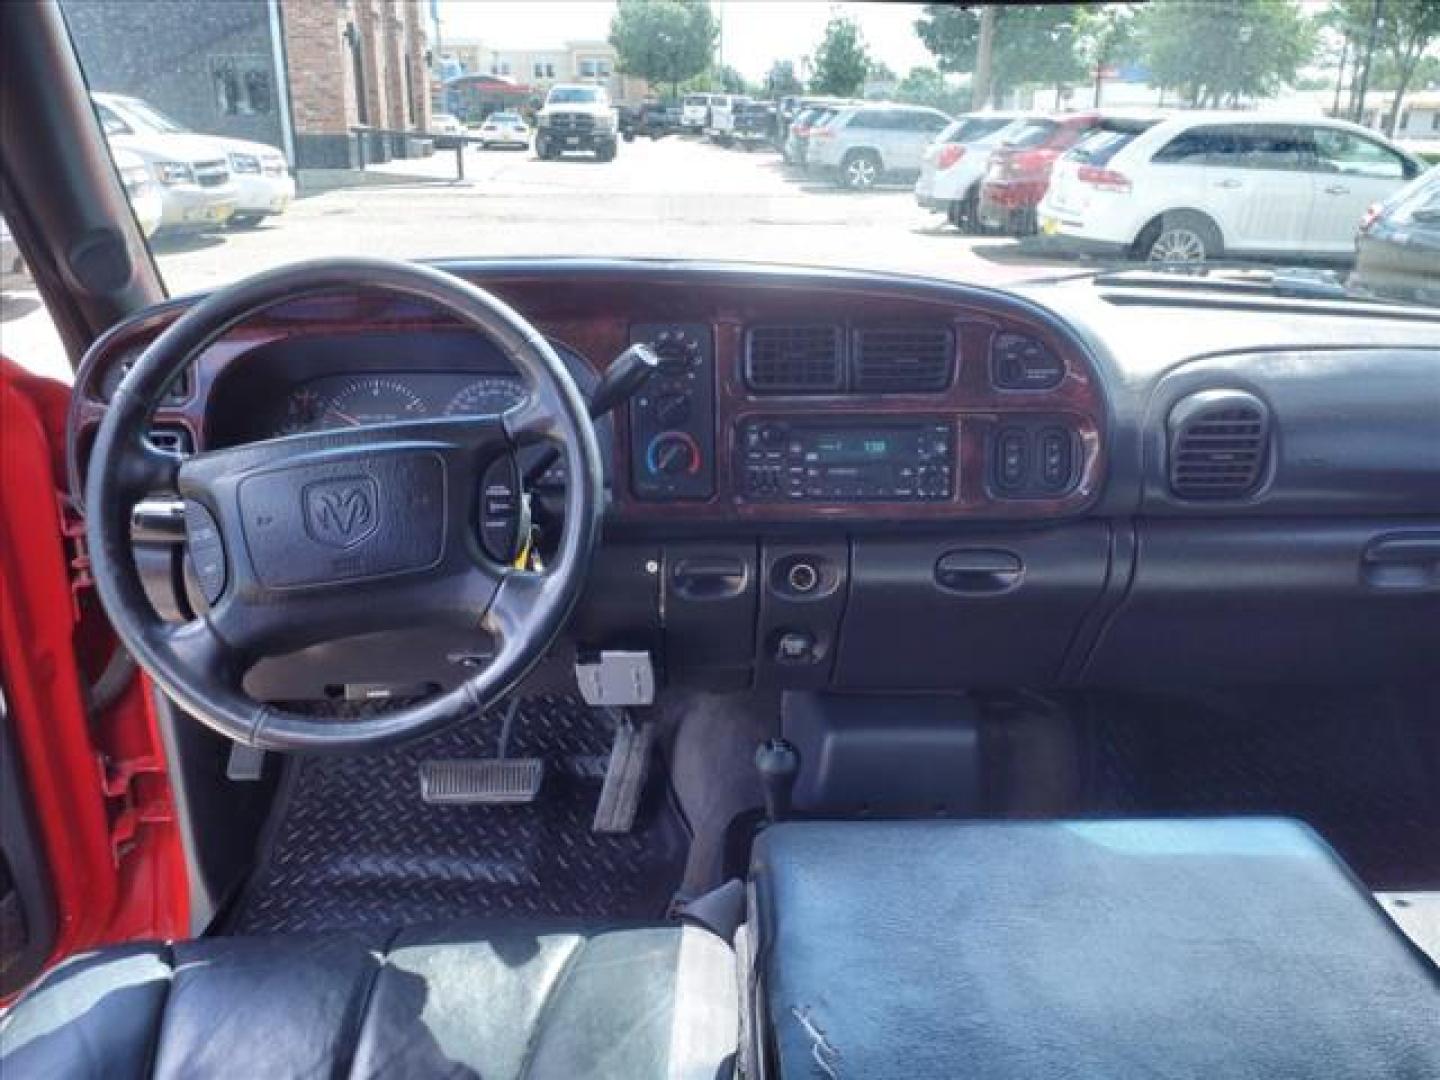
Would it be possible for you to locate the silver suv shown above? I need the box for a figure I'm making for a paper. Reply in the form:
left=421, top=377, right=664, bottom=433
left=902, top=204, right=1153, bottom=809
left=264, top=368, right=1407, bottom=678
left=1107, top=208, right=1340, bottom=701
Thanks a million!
left=807, top=104, right=952, bottom=189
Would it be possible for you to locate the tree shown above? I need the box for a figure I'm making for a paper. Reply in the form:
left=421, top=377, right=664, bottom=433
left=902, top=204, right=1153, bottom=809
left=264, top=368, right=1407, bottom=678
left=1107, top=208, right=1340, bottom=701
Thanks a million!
left=609, top=0, right=719, bottom=99
left=916, top=4, right=1087, bottom=104
left=895, top=67, right=968, bottom=114
left=764, top=59, right=804, bottom=98
left=1137, top=0, right=1317, bottom=108
left=1074, top=3, right=1141, bottom=106
left=1331, top=0, right=1440, bottom=134
left=810, top=15, right=870, bottom=97
left=715, top=64, right=750, bottom=94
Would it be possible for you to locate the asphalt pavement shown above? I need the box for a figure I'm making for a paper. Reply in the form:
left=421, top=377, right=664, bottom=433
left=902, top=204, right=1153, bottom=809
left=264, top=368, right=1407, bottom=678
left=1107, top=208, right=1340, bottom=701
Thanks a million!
left=3, top=134, right=1075, bottom=382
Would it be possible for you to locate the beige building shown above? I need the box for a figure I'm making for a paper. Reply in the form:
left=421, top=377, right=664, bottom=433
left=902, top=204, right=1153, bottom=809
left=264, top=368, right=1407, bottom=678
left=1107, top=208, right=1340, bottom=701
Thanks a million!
left=441, top=37, right=647, bottom=104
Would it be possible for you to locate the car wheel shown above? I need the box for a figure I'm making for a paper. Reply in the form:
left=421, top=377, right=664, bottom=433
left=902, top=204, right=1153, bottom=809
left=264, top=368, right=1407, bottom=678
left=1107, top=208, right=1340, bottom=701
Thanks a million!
left=841, top=150, right=881, bottom=190
left=1138, top=212, right=1221, bottom=264
left=536, top=138, right=553, bottom=160
left=597, top=142, right=617, bottom=162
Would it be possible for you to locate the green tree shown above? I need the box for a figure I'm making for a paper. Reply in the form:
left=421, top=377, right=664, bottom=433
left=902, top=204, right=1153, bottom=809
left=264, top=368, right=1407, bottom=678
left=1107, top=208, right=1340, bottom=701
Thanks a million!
left=1331, top=0, right=1440, bottom=133
left=764, top=59, right=804, bottom=98
left=715, top=64, right=750, bottom=94
left=915, top=4, right=1086, bottom=101
left=895, top=67, right=968, bottom=114
left=1137, top=0, right=1317, bottom=108
left=1074, top=3, right=1141, bottom=106
left=811, top=15, right=870, bottom=97
left=609, top=0, right=719, bottom=99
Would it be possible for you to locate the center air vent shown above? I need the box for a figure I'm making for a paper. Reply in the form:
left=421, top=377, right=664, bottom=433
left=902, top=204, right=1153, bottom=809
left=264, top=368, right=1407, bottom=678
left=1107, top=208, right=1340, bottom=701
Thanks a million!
left=1168, top=390, right=1269, bottom=499
left=745, top=325, right=843, bottom=393
left=853, top=326, right=954, bottom=392
left=147, top=424, right=194, bottom=457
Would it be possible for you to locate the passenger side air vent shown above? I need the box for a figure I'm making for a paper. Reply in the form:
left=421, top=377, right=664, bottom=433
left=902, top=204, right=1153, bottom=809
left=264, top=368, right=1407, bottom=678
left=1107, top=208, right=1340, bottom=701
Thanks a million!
left=1168, top=390, right=1269, bottom=499
left=745, top=325, right=843, bottom=393
left=147, top=424, right=194, bottom=457
left=852, top=326, right=954, bottom=393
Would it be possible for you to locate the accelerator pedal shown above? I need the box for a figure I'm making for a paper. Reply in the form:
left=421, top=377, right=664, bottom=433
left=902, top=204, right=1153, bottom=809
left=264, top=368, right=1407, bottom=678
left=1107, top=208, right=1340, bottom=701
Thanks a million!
left=593, top=708, right=655, bottom=834
left=418, top=698, right=543, bottom=805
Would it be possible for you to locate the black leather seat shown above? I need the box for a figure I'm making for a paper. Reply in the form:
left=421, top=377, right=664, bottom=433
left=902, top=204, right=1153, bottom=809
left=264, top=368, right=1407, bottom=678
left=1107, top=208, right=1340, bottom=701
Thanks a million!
left=751, top=817, right=1440, bottom=1079
left=0, top=921, right=738, bottom=1079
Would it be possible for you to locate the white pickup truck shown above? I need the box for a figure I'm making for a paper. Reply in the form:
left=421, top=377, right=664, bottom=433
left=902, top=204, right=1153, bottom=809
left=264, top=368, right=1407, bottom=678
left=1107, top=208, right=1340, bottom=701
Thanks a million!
left=535, top=84, right=619, bottom=161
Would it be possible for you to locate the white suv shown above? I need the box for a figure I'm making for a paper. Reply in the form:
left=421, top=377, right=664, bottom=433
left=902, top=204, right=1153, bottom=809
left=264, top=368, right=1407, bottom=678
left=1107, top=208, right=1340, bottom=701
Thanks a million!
left=1038, top=112, right=1425, bottom=263
left=914, top=112, right=1029, bottom=229
left=808, top=104, right=953, bottom=190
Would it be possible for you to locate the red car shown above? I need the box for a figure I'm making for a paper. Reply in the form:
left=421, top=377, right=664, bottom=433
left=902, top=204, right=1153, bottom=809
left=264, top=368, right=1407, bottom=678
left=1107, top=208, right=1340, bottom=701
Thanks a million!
left=978, top=112, right=1116, bottom=235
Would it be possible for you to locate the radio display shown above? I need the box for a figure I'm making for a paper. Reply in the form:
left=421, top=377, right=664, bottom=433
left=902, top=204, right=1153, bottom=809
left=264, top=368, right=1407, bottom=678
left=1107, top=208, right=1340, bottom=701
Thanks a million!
left=810, top=432, right=906, bottom=463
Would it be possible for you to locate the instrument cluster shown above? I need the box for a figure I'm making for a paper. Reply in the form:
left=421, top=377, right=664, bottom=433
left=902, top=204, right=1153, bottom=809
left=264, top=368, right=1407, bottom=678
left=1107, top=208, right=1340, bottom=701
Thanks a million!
left=267, top=372, right=529, bottom=436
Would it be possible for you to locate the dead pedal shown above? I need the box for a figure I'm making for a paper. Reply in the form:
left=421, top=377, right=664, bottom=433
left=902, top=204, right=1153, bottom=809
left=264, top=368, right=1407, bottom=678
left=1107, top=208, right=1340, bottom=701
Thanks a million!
left=419, top=758, right=543, bottom=805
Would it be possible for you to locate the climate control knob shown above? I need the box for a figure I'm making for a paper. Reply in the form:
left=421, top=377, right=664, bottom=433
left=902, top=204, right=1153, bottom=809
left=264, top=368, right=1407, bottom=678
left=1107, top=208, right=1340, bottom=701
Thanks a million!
left=646, top=431, right=701, bottom=476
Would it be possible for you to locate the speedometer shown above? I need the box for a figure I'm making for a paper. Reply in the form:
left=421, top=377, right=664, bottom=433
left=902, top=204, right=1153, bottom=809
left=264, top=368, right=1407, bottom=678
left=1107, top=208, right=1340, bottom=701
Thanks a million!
left=321, top=377, right=428, bottom=427
left=443, top=376, right=528, bottom=417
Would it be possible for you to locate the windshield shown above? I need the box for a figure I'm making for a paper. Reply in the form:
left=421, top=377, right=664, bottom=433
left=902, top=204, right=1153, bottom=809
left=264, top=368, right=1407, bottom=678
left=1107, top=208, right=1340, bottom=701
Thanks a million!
left=109, top=95, right=189, bottom=134
left=548, top=86, right=603, bottom=104
left=22, top=0, right=1437, bottom=367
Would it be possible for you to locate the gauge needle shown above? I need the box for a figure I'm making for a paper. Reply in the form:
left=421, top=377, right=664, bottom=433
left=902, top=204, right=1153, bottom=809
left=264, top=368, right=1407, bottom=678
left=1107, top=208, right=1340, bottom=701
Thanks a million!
left=327, top=408, right=362, bottom=426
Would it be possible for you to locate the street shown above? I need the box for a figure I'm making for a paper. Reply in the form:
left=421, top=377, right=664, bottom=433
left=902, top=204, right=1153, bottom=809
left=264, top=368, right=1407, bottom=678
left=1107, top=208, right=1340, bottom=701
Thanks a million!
left=4, top=135, right=1077, bottom=382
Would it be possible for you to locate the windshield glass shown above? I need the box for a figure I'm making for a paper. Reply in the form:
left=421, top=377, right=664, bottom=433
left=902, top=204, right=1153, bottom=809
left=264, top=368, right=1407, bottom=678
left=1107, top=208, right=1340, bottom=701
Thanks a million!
left=547, top=86, right=603, bottom=104
left=112, top=96, right=189, bottom=134
left=37, top=0, right=1440, bottom=331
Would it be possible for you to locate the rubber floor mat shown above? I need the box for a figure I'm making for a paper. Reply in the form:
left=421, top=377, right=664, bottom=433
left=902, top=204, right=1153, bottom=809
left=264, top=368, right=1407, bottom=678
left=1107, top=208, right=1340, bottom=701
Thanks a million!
left=230, top=695, right=688, bottom=933
left=1079, top=686, right=1440, bottom=890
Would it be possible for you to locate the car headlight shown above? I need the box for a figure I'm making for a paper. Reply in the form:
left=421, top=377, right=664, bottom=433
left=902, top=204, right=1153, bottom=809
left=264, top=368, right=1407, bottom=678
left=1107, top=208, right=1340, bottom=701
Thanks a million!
left=228, top=152, right=261, bottom=174
left=151, top=160, right=193, bottom=186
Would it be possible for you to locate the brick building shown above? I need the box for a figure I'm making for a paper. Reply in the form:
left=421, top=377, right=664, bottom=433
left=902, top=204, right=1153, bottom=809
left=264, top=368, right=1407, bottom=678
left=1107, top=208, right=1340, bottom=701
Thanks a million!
left=62, top=0, right=433, bottom=170
left=440, top=37, right=649, bottom=108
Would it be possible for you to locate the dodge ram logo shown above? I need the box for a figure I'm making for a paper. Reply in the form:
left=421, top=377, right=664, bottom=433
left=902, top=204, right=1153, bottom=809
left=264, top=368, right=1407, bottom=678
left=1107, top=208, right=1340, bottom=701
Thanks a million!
left=303, top=477, right=379, bottom=548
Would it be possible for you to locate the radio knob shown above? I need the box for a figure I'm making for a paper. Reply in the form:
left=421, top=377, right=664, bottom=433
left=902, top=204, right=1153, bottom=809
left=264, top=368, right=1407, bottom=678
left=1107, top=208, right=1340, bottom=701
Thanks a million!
left=647, top=431, right=700, bottom=475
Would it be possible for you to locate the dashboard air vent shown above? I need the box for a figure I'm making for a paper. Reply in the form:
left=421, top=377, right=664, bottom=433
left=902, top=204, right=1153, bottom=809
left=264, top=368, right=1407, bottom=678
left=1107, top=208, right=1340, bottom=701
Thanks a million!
left=746, top=325, right=843, bottom=393
left=147, top=424, right=194, bottom=457
left=852, top=326, right=954, bottom=392
left=1168, top=390, right=1269, bottom=499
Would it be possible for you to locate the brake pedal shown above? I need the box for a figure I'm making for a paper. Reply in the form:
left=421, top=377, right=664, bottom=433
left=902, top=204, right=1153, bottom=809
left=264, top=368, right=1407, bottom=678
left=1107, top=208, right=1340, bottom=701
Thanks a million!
left=419, top=758, right=544, bottom=805
left=593, top=709, right=654, bottom=834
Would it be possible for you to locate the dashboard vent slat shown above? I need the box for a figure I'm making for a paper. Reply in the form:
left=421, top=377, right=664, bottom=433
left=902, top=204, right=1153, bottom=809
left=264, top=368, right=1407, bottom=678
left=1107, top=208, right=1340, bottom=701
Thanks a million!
left=745, top=325, right=843, bottom=393
left=853, top=326, right=954, bottom=393
left=1168, top=390, right=1269, bottom=500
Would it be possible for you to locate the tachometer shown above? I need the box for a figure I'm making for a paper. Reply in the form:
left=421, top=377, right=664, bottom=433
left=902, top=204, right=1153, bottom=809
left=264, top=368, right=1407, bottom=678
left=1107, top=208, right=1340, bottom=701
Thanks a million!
left=321, top=377, right=428, bottom=427
left=443, top=376, right=528, bottom=417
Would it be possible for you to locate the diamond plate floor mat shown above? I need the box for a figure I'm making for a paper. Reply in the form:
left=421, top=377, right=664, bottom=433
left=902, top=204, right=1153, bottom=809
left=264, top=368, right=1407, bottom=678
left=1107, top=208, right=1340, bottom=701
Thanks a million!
left=230, top=695, right=688, bottom=934
left=1078, top=686, right=1440, bottom=890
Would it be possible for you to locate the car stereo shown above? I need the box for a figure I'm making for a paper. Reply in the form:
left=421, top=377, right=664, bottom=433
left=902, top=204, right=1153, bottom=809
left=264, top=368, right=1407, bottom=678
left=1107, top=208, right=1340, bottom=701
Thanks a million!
left=737, top=418, right=954, bottom=502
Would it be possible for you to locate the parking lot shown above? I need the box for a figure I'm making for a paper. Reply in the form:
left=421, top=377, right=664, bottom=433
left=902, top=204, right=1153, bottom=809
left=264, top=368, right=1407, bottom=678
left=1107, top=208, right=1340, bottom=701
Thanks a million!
left=3, top=134, right=1085, bottom=382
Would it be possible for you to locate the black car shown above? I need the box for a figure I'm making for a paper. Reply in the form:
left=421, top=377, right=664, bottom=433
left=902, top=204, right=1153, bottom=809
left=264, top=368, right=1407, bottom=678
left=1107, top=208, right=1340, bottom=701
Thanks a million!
left=1351, top=164, right=1440, bottom=305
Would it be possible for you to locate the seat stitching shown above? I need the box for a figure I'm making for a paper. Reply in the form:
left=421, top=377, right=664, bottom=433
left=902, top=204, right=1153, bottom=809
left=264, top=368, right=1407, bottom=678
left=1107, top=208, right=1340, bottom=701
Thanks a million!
left=336, top=928, right=404, bottom=1080
left=142, top=942, right=177, bottom=1078
left=517, top=934, right=589, bottom=1080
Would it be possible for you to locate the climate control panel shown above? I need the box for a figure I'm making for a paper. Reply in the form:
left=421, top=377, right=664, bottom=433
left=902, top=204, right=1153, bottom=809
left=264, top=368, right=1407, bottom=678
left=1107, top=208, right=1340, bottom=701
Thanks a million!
left=628, top=323, right=715, bottom=501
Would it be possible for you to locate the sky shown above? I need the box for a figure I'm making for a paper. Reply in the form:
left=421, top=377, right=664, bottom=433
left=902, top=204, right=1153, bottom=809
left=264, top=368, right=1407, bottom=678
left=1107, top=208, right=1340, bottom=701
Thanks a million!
left=436, top=1, right=935, bottom=83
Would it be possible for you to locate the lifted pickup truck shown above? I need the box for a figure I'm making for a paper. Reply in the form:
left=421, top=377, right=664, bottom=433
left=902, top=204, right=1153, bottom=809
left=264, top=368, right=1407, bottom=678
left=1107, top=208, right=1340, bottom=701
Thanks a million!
left=535, top=83, right=619, bottom=161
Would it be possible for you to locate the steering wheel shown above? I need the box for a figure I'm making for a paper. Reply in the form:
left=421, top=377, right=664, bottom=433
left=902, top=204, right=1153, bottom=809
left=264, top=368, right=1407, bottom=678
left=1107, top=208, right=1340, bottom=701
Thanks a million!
left=84, top=258, right=602, bottom=752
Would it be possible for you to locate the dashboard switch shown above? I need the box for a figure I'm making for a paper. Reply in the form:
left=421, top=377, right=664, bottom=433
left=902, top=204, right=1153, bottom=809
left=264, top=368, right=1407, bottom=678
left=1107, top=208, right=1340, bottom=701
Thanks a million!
left=183, top=500, right=227, bottom=605
left=479, top=454, right=526, bottom=563
left=997, top=429, right=1028, bottom=490
left=1040, top=429, right=1073, bottom=490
